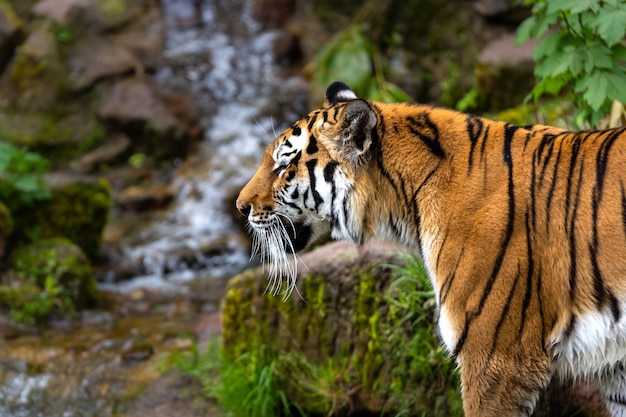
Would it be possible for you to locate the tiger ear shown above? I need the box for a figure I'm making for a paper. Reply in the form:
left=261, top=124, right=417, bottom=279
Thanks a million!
left=334, top=99, right=377, bottom=166
left=324, top=81, right=358, bottom=106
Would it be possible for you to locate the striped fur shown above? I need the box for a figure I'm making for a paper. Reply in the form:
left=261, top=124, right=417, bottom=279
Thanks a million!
left=236, top=81, right=626, bottom=416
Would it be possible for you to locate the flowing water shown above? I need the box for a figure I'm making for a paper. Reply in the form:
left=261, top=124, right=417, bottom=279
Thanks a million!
left=0, top=1, right=310, bottom=415
left=102, top=0, right=309, bottom=292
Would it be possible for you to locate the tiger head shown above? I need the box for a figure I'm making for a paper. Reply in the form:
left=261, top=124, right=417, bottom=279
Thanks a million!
left=236, top=82, right=377, bottom=293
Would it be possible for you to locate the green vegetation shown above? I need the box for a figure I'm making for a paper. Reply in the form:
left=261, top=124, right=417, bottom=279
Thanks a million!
left=516, top=0, right=626, bottom=128
left=3, top=238, right=100, bottom=324
left=0, top=141, right=50, bottom=212
left=310, top=24, right=411, bottom=103
left=171, top=255, right=461, bottom=416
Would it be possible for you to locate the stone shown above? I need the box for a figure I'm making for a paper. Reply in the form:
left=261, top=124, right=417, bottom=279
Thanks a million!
left=32, top=0, right=94, bottom=24
left=0, top=20, right=66, bottom=112
left=10, top=172, right=111, bottom=258
left=69, top=133, right=131, bottom=173
left=97, top=78, right=194, bottom=159
left=222, top=240, right=463, bottom=416
left=9, top=237, right=100, bottom=309
left=68, top=36, right=141, bottom=90
left=0, top=0, right=23, bottom=71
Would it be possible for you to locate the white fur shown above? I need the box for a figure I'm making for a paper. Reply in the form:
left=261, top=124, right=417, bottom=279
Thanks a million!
left=550, top=307, right=626, bottom=379
left=438, top=305, right=457, bottom=352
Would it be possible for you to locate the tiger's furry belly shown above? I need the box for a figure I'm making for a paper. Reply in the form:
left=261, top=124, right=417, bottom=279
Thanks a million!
left=550, top=307, right=626, bottom=378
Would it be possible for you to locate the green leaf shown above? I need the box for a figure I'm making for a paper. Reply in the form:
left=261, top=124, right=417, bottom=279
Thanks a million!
left=575, top=71, right=609, bottom=111
left=567, top=0, right=602, bottom=14
left=531, top=31, right=567, bottom=60
left=591, top=7, right=626, bottom=47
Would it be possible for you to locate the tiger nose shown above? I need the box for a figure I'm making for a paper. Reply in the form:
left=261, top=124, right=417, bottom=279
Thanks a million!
left=236, top=201, right=251, bottom=218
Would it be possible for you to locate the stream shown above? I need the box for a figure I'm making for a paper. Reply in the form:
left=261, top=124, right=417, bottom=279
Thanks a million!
left=0, top=0, right=309, bottom=415
left=102, top=0, right=309, bottom=293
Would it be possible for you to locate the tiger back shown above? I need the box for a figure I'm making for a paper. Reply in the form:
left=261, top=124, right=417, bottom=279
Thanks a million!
left=236, top=81, right=626, bottom=417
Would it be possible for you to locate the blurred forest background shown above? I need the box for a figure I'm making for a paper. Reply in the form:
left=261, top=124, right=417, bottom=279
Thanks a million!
left=0, top=0, right=624, bottom=416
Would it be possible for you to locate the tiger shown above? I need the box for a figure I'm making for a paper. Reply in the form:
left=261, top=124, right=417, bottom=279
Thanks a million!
left=236, top=81, right=626, bottom=417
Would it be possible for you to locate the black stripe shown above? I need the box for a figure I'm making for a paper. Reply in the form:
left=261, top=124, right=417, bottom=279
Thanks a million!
left=292, top=126, right=302, bottom=137
left=487, top=267, right=521, bottom=362
left=590, top=129, right=623, bottom=320
left=307, top=134, right=318, bottom=154
left=519, top=209, right=534, bottom=340
left=454, top=124, right=519, bottom=355
left=621, top=183, right=626, bottom=238
left=440, top=249, right=463, bottom=305
left=406, top=113, right=445, bottom=158
left=305, top=159, right=323, bottom=209
left=466, top=116, right=484, bottom=173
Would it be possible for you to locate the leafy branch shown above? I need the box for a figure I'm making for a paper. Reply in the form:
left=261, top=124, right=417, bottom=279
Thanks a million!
left=517, top=0, right=626, bottom=128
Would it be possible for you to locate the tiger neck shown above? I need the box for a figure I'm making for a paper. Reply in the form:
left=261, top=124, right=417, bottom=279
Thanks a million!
left=357, top=103, right=478, bottom=288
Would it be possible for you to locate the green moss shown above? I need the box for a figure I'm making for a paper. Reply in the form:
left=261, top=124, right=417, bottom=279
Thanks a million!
left=0, top=0, right=22, bottom=31
left=0, top=200, right=13, bottom=240
left=11, top=178, right=111, bottom=258
left=220, top=258, right=462, bottom=416
left=5, top=237, right=100, bottom=323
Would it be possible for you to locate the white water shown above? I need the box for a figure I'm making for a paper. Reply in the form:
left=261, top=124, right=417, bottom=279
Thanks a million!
left=101, top=0, right=308, bottom=292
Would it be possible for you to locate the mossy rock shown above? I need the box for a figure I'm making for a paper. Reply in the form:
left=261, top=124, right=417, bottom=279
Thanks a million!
left=0, top=199, right=12, bottom=260
left=11, top=173, right=111, bottom=258
left=221, top=241, right=462, bottom=416
left=8, top=237, right=100, bottom=310
left=0, top=0, right=23, bottom=71
left=0, top=111, right=106, bottom=165
left=0, top=20, right=69, bottom=112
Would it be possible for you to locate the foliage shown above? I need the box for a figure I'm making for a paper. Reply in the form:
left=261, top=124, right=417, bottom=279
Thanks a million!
left=0, top=141, right=50, bottom=212
left=171, top=339, right=304, bottom=417
left=309, top=24, right=412, bottom=103
left=516, top=0, right=626, bottom=128
left=7, top=247, right=77, bottom=324
left=383, top=253, right=463, bottom=416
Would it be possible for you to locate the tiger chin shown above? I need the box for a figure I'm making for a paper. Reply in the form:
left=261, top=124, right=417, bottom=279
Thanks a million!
left=237, top=81, right=626, bottom=417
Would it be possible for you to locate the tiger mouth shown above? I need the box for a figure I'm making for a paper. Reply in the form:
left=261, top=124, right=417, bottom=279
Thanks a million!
left=247, top=216, right=313, bottom=253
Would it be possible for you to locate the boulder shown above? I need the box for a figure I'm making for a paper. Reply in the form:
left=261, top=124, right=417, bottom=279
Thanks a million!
left=222, top=241, right=463, bottom=416
left=8, top=237, right=100, bottom=310
left=0, top=110, right=106, bottom=168
left=10, top=172, right=111, bottom=259
left=0, top=20, right=66, bottom=112
left=222, top=241, right=610, bottom=417
left=97, top=78, right=195, bottom=159
left=0, top=0, right=23, bottom=72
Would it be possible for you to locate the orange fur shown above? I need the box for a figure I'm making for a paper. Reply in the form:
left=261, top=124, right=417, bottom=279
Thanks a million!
left=237, top=82, right=626, bottom=416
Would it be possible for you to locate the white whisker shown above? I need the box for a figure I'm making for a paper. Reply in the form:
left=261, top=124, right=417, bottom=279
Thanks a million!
left=246, top=213, right=301, bottom=301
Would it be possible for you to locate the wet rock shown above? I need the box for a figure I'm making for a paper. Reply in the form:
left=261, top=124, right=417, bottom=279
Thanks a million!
left=0, top=20, right=66, bottom=112
left=98, top=78, right=194, bottom=159
left=31, top=0, right=94, bottom=24
left=70, top=133, right=131, bottom=173
left=0, top=111, right=106, bottom=163
left=0, top=0, right=23, bottom=72
left=121, top=341, right=154, bottom=364
left=68, top=36, right=141, bottom=90
left=10, top=173, right=111, bottom=259
left=9, top=237, right=100, bottom=310
left=115, top=183, right=174, bottom=211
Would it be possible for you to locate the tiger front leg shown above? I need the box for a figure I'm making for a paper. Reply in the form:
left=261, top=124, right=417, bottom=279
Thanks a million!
left=457, top=349, right=551, bottom=417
